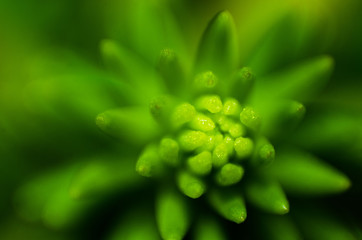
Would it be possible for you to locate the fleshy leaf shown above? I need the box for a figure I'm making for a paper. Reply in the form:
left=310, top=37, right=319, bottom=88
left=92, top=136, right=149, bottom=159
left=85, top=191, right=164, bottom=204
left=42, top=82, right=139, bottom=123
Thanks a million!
left=252, top=55, right=334, bottom=102
left=208, top=189, right=247, bottom=224
left=159, top=138, right=180, bottom=167
left=157, top=48, right=186, bottom=95
left=69, top=156, right=145, bottom=199
left=187, top=151, right=213, bottom=176
left=156, top=188, right=190, bottom=240
left=266, top=149, right=351, bottom=195
left=177, top=171, right=206, bottom=199
left=215, top=163, right=244, bottom=186
left=230, top=67, right=255, bottom=103
left=250, top=136, right=275, bottom=166
left=100, top=39, right=166, bottom=101
left=136, top=144, right=164, bottom=178
left=14, top=164, right=98, bottom=230
left=245, top=178, right=289, bottom=214
left=260, top=100, right=306, bottom=138
left=195, top=11, right=238, bottom=80
left=293, top=111, right=362, bottom=159
left=96, top=107, right=160, bottom=145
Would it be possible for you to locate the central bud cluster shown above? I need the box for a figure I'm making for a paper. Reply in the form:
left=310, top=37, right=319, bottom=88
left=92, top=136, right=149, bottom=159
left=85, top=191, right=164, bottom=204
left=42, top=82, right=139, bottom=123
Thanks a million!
left=136, top=79, right=275, bottom=199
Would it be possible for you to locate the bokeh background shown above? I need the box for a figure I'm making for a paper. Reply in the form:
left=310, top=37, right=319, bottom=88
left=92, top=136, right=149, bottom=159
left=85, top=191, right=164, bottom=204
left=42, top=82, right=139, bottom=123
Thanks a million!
left=1, top=0, right=362, bottom=239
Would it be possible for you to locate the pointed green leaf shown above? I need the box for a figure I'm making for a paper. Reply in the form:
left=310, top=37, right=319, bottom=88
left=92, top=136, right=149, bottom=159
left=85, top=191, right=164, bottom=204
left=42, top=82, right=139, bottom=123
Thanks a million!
left=208, top=189, right=247, bottom=224
left=245, top=178, right=289, bottom=215
left=13, top=166, right=77, bottom=223
left=294, top=112, right=361, bottom=157
left=41, top=185, right=97, bottom=230
left=156, top=188, right=190, bottom=240
left=96, top=107, right=160, bottom=145
left=69, top=156, right=145, bottom=199
left=260, top=100, right=306, bottom=138
left=246, top=15, right=302, bottom=77
left=195, top=11, right=238, bottom=79
left=14, top=164, right=98, bottom=230
left=267, top=149, right=351, bottom=195
left=252, top=55, right=334, bottom=102
left=100, top=39, right=126, bottom=76
left=100, top=39, right=166, bottom=100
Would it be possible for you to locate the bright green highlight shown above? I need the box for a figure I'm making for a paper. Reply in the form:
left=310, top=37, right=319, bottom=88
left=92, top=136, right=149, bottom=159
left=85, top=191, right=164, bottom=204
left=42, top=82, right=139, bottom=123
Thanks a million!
left=177, top=171, right=206, bottom=199
left=189, top=113, right=216, bottom=132
left=217, top=115, right=234, bottom=133
left=159, top=138, right=179, bottom=166
left=179, top=130, right=207, bottom=151
left=187, top=151, right=212, bottom=176
left=234, top=137, right=254, bottom=160
left=228, top=123, right=245, bottom=138
left=156, top=189, right=190, bottom=240
left=240, top=106, right=261, bottom=130
left=212, top=143, right=229, bottom=167
left=209, top=190, right=246, bottom=224
left=223, top=98, right=242, bottom=116
left=245, top=179, right=289, bottom=215
left=196, top=95, right=223, bottom=113
left=216, top=163, right=244, bottom=186
left=223, top=136, right=234, bottom=155
left=171, top=103, right=196, bottom=128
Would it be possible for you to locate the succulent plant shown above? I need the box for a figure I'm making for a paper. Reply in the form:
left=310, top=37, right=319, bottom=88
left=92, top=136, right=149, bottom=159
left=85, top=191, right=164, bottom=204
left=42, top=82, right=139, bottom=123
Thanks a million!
left=11, top=7, right=362, bottom=240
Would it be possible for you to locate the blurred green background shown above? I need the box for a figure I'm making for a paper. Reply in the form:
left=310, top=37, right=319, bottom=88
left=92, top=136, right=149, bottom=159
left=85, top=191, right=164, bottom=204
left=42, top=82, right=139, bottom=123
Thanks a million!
left=0, top=0, right=362, bottom=239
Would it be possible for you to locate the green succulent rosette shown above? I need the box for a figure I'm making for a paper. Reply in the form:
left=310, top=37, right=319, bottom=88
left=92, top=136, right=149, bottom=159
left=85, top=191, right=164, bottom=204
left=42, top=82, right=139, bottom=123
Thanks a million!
left=9, top=5, right=362, bottom=240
